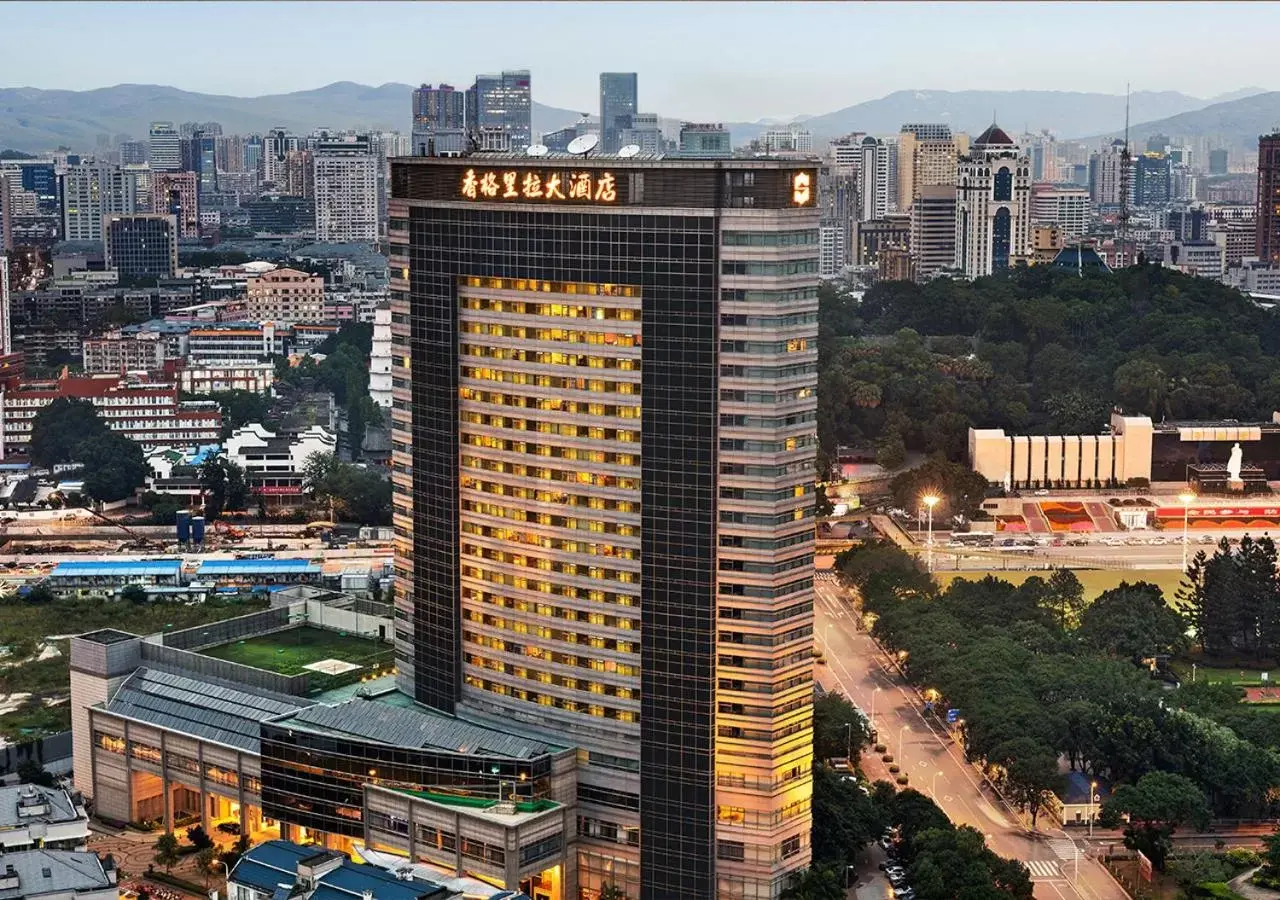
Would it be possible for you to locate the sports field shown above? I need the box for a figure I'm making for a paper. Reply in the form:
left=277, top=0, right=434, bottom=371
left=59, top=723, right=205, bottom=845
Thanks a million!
left=199, top=626, right=391, bottom=676
left=934, top=568, right=1186, bottom=605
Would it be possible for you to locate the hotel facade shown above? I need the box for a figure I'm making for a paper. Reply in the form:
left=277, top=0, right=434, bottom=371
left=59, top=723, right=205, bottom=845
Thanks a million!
left=389, top=154, right=819, bottom=899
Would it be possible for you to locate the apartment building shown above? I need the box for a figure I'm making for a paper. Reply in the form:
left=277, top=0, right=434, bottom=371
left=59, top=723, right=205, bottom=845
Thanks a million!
left=244, top=268, right=325, bottom=324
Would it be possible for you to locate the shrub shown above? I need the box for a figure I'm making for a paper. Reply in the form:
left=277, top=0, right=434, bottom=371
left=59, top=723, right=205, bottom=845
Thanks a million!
left=896, top=775, right=910, bottom=785
left=874, top=744, right=886, bottom=754
left=1225, top=848, right=1261, bottom=868
left=881, top=754, right=894, bottom=763
left=888, top=765, right=901, bottom=774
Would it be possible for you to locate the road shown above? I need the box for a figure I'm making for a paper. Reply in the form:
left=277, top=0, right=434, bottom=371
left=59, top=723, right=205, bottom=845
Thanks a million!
left=813, top=576, right=1127, bottom=900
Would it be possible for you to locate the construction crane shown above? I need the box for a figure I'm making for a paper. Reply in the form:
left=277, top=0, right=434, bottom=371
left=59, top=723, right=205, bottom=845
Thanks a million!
left=83, top=507, right=170, bottom=552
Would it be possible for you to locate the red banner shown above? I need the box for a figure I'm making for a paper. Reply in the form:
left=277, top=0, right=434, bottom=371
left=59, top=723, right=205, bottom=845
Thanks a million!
left=1156, top=505, right=1280, bottom=518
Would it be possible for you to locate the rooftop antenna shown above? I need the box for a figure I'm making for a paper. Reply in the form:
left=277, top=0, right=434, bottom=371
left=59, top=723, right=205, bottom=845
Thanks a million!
left=1118, top=83, right=1132, bottom=264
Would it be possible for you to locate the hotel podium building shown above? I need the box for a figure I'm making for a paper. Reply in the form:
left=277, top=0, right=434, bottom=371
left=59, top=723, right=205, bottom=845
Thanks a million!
left=389, top=155, right=819, bottom=899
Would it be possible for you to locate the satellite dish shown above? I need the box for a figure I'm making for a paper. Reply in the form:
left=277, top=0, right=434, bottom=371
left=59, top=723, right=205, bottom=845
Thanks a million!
left=526, top=144, right=549, bottom=157
left=618, top=144, right=641, bottom=158
left=567, top=134, right=599, bottom=156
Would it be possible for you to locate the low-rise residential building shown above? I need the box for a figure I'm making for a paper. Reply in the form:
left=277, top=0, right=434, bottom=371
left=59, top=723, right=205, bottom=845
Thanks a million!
left=245, top=267, right=325, bottom=324
left=81, top=332, right=168, bottom=373
left=170, top=360, right=275, bottom=395
left=225, top=424, right=336, bottom=508
left=0, top=783, right=91, bottom=851
left=0, top=848, right=118, bottom=899
left=1164, top=240, right=1225, bottom=280
left=0, top=373, right=222, bottom=459
left=187, top=322, right=286, bottom=363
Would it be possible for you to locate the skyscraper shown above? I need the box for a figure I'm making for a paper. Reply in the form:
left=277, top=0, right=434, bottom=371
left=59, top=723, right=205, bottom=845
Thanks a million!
left=1134, top=153, right=1171, bottom=207
left=389, top=154, right=818, bottom=899
left=1209, top=148, right=1229, bottom=176
left=0, top=175, right=10, bottom=253
left=910, top=184, right=957, bottom=282
left=60, top=161, right=137, bottom=242
left=119, top=141, right=148, bottom=166
left=678, top=123, right=731, bottom=157
left=955, top=123, right=1032, bottom=277
left=412, top=83, right=467, bottom=156
left=466, top=70, right=533, bottom=151
left=152, top=171, right=199, bottom=238
left=103, top=214, right=178, bottom=280
left=312, top=134, right=378, bottom=243
left=264, top=128, right=302, bottom=186
left=859, top=136, right=890, bottom=221
left=599, top=73, right=639, bottom=154
left=1089, top=140, right=1129, bottom=207
left=897, top=124, right=960, bottom=213
left=1256, top=132, right=1280, bottom=265
left=148, top=122, right=181, bottom=172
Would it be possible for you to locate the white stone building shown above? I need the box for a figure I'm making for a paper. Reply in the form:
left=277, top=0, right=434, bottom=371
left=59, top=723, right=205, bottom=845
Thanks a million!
left=955, top=124, right=1032, bottom=277
left=369, top=305, right=392, bottom=409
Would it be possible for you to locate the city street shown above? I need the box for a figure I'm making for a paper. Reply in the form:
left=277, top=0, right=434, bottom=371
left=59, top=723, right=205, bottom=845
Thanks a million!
left=813, top=577, right=1127, bottom=900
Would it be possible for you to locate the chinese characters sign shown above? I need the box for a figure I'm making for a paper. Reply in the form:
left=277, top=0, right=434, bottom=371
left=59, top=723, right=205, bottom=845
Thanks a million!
left=460, top=168, right=619, bottom=204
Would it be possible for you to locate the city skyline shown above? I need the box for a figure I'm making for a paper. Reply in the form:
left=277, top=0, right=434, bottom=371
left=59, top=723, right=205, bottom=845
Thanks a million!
left=0, top=1, right=1274, bottom=121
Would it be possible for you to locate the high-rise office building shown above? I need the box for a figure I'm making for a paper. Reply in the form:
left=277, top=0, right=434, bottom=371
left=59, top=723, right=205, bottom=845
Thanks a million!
left=910, top=184, right=957, bottom=282
left=313, top=134, right=378, bottom=243
left=858, top=136, right=890, bottom=221
left=148, top=122, right=181, bottom=172
left=619, top=113, right=665, bottom=155
left=1134, top=153, right=1171, bottom=207
left=897, top=124, right=960, bottom=213
left=600, top=73, right=639, bottom=154
left=243, top=135, right=265, bottom=178
left=60, top=161, right=137, bottom=242
left=466, top=70, right=533, bottom=151
left=955, top=124, right=1031, bottom=277
left=152, top=171, right=199, bottom=238
left=678, top=123, right=732, bottom=157
left=1146, top=133, right=1170, bottom=155
left=1029, top=183, right=1091, bottom=240
left=180, top=131, right=218, bottom=196
left=1209, top=148, right=1229, bottom=176
left=1256, top=132, right=1280, bottom=264
left=412, top=83, right=467, bottom=156
left=119, top=140, right=148, bottom=166
left=389, top=154, right=818, bottom=899
left=103, top=214, right=178, bottom=280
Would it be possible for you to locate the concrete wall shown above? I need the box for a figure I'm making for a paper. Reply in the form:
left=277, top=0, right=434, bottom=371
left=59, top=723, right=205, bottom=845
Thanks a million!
left=162, top=607, right=291, bottom=651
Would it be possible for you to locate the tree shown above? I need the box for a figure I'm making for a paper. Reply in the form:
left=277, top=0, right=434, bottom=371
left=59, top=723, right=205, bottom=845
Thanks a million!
left=812, top=691, right=871, bottom=762
left=1076, top=582, right=1187, bottom=660
left=875, top=433, right=907, bottom=471
left=30, top=399, right=109, bottom=468
left=992, top=737, right=1063, bottom=829
left=1101, top=771, right=1211, bottom=870
left=200, top=457, right=248, bottom=521
left=23, top=583, right=55, bottom=605
left=194, top=846, right=221, bottom=888
left=302, top=452, right=391, bottom=525
left=16, top=759, right=56, bottom=787
left=779, top=865, right=844, bottom=900
left=77, top=432, right=151, bottom=503
left=890, top=455, right=989, bottom=520
left=1263, top=824, right=1280, bottom=871
left=120, top=584, right=147, bottom=604
left=186, top=823, right=214, bottom=850
left=152, top=832, right=180, bottom=874
left=811, top=766, right=885, bottom=868
left=192, top=390, right=271, bottom=437
left=1166, top=852, right=1235, bottom=889
left=1041, top=569, right=1085, bottom=630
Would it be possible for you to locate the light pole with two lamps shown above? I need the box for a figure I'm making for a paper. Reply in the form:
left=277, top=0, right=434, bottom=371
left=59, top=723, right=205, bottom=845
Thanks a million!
left=922, top=494, right=940, bottom=572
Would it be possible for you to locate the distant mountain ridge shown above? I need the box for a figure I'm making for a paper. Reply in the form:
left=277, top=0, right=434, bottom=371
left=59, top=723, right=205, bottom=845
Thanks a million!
left=0, top=81, right=1269, bottom=154
left=1082, top=91, right=1280, bottom=155
left=0, top=82, right=585, bottom=152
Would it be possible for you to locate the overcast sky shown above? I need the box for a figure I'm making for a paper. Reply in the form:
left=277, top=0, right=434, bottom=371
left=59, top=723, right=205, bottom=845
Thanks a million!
left=1, top=1, right=1272, bottom=120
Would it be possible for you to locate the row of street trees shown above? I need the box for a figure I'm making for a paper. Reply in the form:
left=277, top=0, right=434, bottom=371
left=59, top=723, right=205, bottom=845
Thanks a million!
left=842, top=542, right=1279, bottom=868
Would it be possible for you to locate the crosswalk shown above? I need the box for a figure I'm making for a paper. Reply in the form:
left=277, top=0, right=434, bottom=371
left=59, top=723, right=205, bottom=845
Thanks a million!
left=1026, top=859, right=1063, bottom=880
left=1050, top=839, right=1081, bottom=860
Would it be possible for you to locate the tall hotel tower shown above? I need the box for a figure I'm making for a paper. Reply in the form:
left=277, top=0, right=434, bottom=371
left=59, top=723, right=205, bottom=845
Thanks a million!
left=389, top=154, right=819, bottom=899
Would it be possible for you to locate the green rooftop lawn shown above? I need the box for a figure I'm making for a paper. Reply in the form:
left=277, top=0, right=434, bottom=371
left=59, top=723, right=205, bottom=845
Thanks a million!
left=198, top=625, right=390, bottom=675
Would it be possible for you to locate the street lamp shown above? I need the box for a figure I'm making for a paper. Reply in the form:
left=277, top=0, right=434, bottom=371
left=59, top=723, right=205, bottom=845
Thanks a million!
left=844, top=722, right=853, bottom=760
left=931, top=769, right=942, bottom=798
left=922, top=494, right=940, bottom=572
left=1089, top=780, right=1098, bottom=838
left=898, top=724, right=910, bottom=763
left=870, top=686, right=882, bottom=730
left=1179, top=492, right=1195, bottom=571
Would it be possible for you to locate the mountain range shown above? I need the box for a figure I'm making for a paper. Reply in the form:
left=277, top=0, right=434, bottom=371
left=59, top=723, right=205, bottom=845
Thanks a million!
left=0, top=82, right=1275, bottom=155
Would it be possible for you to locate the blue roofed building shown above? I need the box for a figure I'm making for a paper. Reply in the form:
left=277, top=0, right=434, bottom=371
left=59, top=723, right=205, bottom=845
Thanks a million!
left=228, top=840, right=468, bottom=900
left=46, top=560, right=184, bottom=599
left=196, top=558, right=322, bottom=588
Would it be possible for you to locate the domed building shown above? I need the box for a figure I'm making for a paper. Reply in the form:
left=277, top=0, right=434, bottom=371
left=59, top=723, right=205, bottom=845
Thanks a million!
left=954, top=122, right=1032, bottom=277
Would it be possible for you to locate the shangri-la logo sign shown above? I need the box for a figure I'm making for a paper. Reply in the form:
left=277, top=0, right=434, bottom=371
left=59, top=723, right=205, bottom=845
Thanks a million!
left=460, top=169, right=618, bottom=203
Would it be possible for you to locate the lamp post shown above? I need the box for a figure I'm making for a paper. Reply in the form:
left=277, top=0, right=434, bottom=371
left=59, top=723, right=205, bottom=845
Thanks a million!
left=844, top=722, right=853, bottom=760
left=931, top=769, right=942, bottom=798
left=898, top=724, right=910, bottom=763
left=870, top=686, right=881, bottom=731
left=1179, top=492, right=1195, bottom=571
left=922, top=494, right=940, bottom=572
left=1089, top=780, right=1098, bottom=838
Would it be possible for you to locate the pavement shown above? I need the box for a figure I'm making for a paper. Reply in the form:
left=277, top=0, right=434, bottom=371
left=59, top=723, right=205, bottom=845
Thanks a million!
left=814, top=576, right=1128, bottom=900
